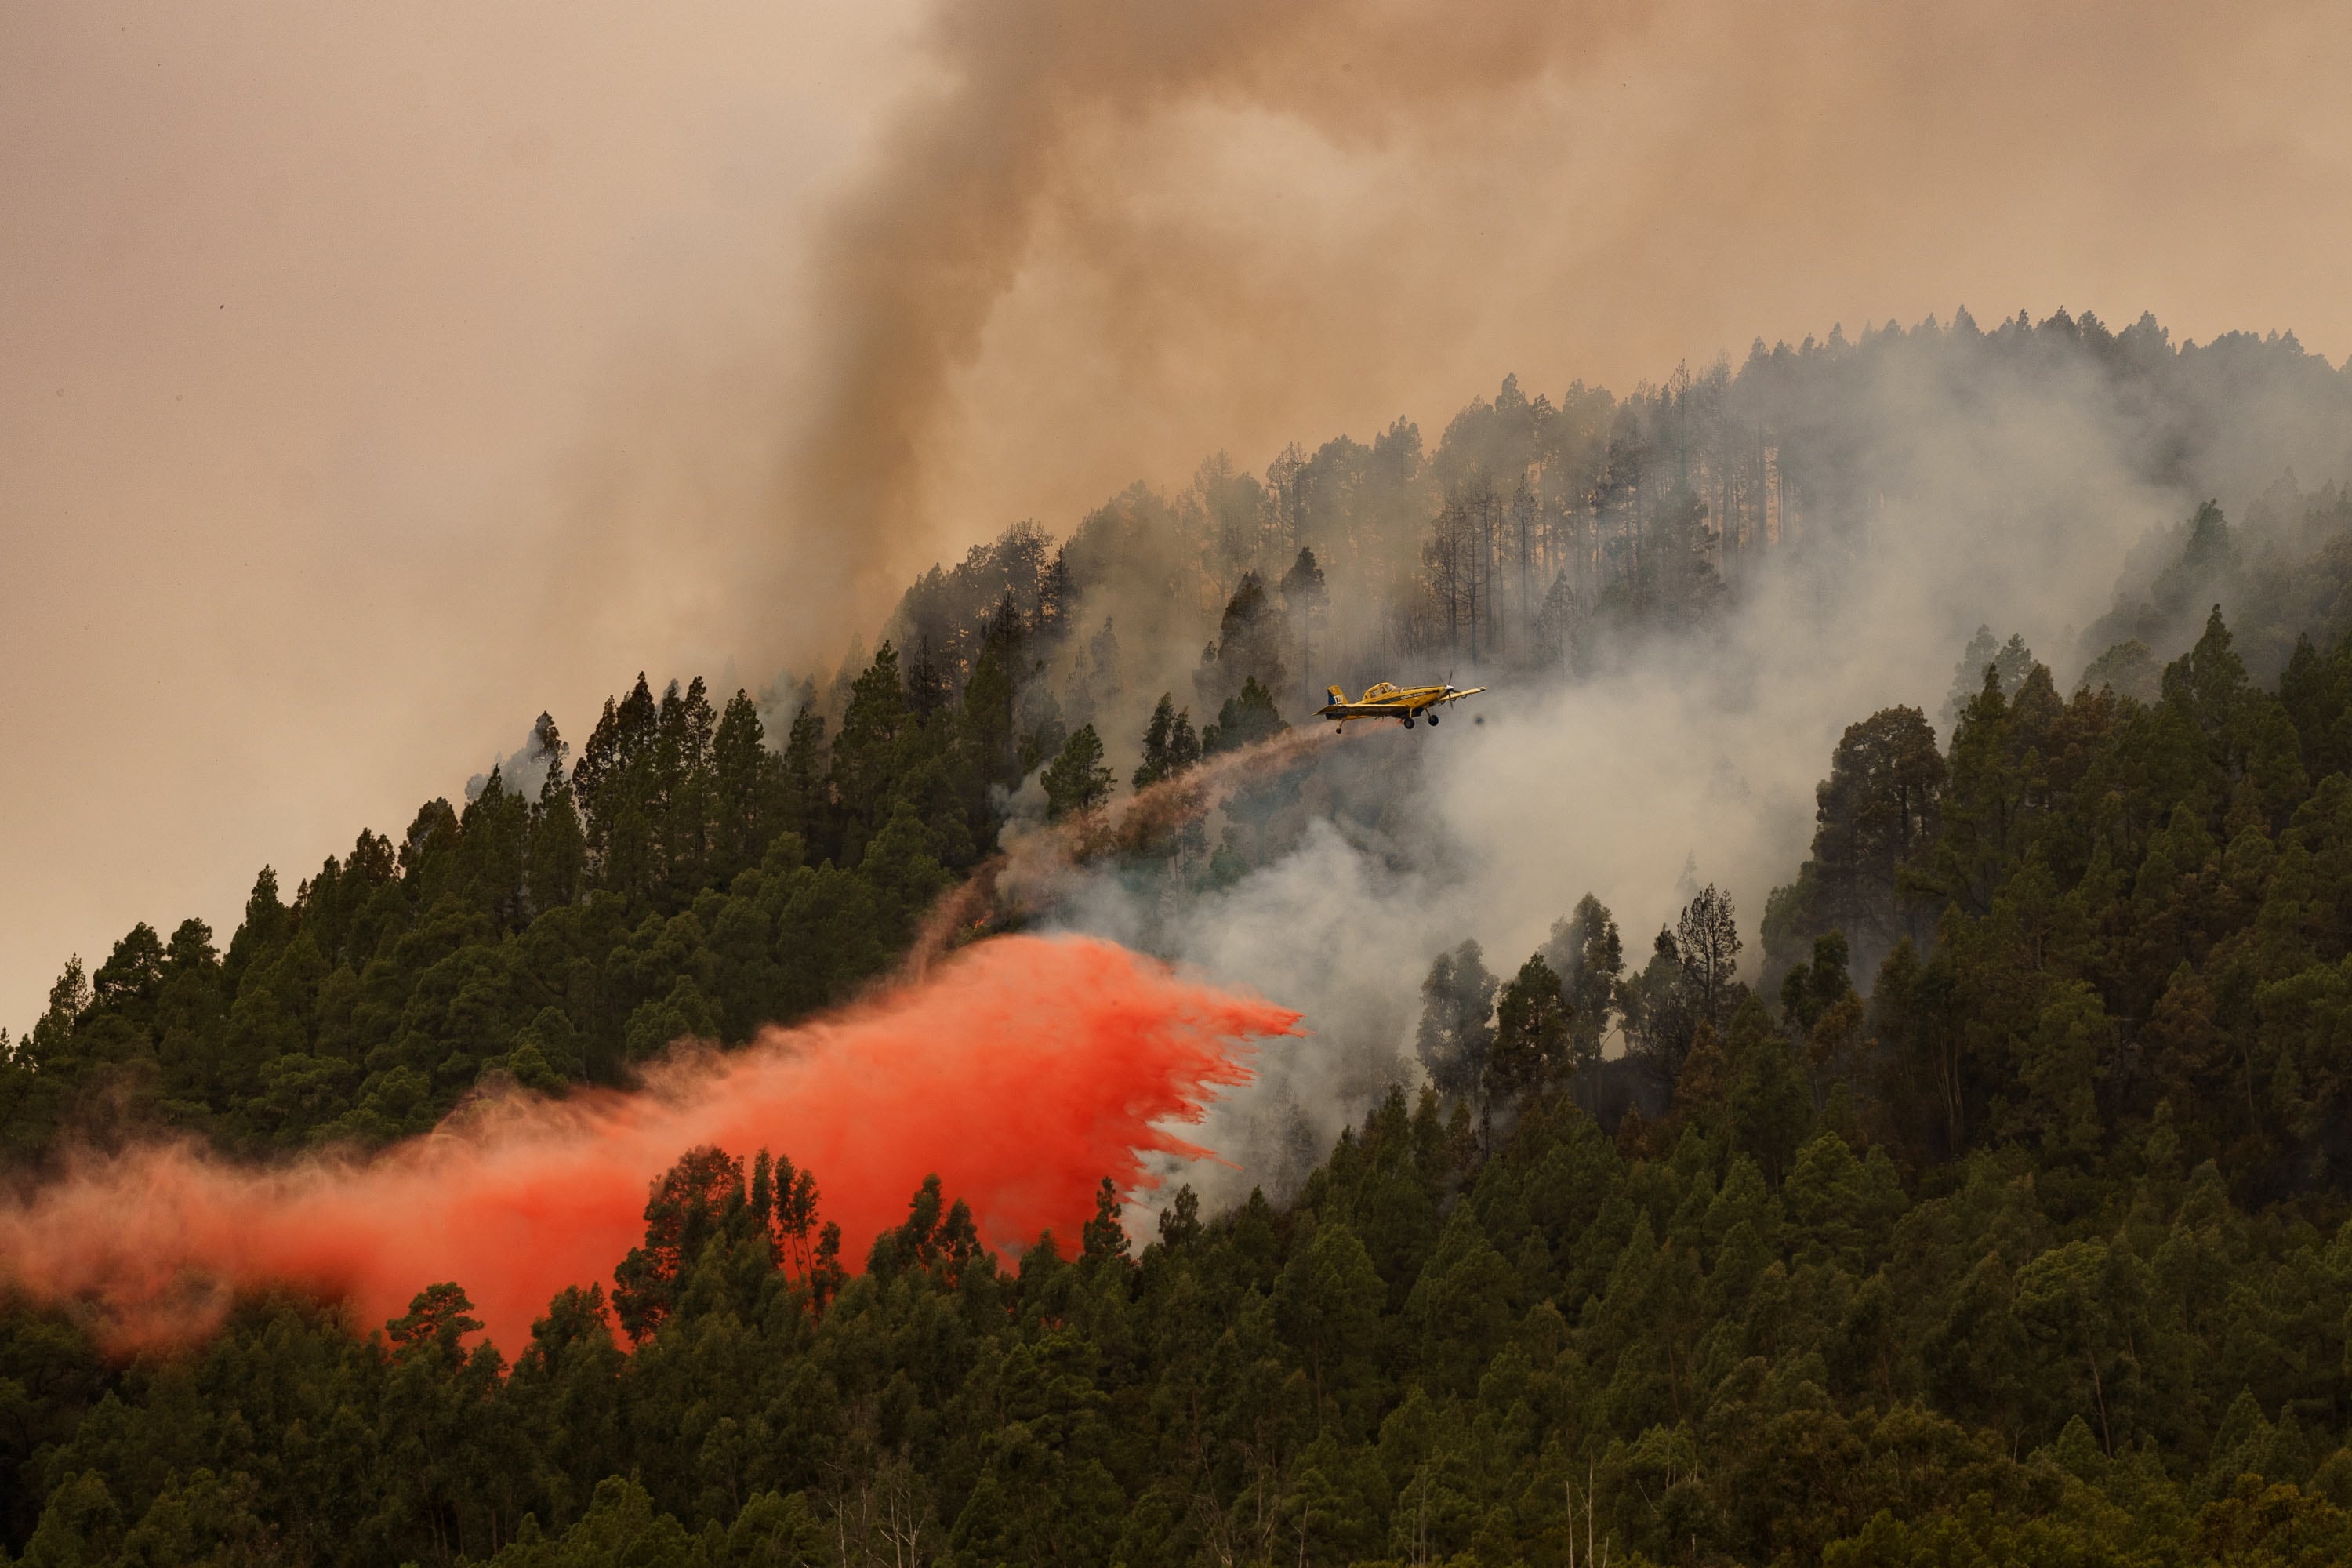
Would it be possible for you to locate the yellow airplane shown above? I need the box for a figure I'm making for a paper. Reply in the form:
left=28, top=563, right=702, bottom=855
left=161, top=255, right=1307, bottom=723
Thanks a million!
left=1318, top=681, right=1487, bottom=729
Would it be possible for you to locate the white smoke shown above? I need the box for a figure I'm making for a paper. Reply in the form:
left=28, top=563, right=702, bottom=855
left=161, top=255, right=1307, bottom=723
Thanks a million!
left=1063, top=325, right=2338, bottom=1208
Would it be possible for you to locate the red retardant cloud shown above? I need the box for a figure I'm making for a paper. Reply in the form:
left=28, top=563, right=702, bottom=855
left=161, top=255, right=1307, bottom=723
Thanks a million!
left=0, top=934, right=1294, bottom=1352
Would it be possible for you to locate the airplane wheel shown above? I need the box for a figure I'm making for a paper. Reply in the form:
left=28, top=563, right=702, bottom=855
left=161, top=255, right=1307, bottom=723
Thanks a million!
left=1403, top=716, right=1416, bottom=729
left=1428, top=712, right=1440, bottom=725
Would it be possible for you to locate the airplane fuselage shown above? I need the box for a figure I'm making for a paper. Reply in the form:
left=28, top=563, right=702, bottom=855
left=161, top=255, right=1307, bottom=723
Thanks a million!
left=1316, top=681, right=1486, bottom=728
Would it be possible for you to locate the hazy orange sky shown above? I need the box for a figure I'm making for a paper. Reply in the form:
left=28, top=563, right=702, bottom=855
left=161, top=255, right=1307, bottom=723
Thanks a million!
left=5, top=0, right=2351, bottom=1030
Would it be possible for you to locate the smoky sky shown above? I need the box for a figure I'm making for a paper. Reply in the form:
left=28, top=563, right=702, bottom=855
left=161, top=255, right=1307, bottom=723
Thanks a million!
left=5, top=0, right=2352, bottom=1031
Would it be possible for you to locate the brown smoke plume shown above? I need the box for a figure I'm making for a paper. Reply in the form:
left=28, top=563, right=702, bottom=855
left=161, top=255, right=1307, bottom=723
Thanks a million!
left=775, top=0, right=2352, bottom=666
left=791, top=0, right=1645, bottom=621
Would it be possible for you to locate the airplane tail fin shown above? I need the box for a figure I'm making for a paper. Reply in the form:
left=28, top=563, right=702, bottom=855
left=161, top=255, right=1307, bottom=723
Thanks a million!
left=1326, top=684, right=1345, bottom=706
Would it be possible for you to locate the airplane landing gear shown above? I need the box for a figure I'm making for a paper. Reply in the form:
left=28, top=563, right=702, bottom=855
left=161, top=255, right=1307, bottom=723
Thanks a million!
left=1428, top=712, right=1440, bottom=725
left=1403, top=715, right=1417, bottom=728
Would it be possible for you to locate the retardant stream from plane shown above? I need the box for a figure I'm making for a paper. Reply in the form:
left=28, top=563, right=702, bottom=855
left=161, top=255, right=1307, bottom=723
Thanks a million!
left=0, top=934, right=1298, bottom=1352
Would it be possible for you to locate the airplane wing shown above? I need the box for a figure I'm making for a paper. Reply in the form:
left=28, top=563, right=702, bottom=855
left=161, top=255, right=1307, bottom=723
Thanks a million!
left=1435, top=687, right=1487, bottom=704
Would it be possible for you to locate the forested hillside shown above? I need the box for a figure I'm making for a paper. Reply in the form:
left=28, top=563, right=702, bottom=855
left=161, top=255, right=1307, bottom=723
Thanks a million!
left=21, top=608, right=2352, bottom=1566
left=875, top=309, right=2352, bottom=739
left=12, top=312, right=2352, bottom=1565
left=0, top=655, right=967, bottom=1160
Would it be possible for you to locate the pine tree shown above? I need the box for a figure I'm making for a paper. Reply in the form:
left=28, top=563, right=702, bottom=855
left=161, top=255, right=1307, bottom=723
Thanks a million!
left=1544, top=894, right=1624, bottom=1090
left=1201, top=677, right=1285, bottom=756
left=1416, top=941, right=1497, bottom=1103
left=1132, top=695, right=1203, bottom=792
left=1488, top=953, right=1570, bottom=1104
left=1040, top=725, right=1114, bottom=822
left=1279, top=547, right=1329, bottom=712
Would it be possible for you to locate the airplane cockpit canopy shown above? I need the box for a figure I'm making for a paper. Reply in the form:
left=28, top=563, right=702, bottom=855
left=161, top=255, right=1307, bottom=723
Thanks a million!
left=1363, top=682, right=1399, bottom=700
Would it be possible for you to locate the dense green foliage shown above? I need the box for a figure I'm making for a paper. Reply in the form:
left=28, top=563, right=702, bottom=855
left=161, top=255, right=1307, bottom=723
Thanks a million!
left=10, top=1073, right=2352, bottom=1566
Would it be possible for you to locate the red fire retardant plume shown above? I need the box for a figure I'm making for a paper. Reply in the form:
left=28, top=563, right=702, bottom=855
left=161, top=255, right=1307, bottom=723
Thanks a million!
left=0, top=935, right=1296, bottom=1352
